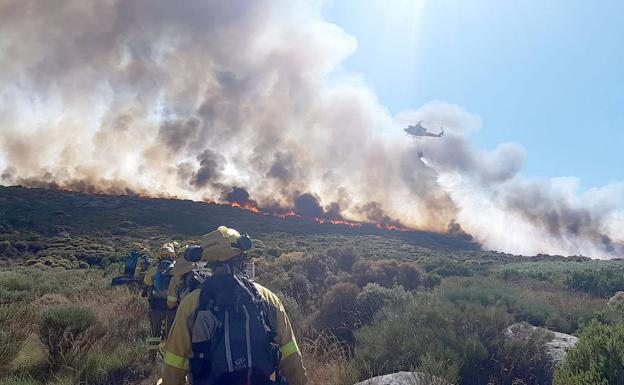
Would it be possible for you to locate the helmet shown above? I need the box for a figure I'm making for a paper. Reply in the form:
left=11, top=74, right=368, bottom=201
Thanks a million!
left=130, top=242, right=146, bottom=252
left=156, top=243, right=176, bottom=260
left=198, top=226, right=252, bottom=263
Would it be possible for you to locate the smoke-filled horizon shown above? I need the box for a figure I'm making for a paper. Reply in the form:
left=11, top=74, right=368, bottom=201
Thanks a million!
left=0, top=0, right=622, bottom=258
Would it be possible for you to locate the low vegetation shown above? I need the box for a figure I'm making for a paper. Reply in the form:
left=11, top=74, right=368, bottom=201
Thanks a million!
left=1, top=186, right=624, bottom=385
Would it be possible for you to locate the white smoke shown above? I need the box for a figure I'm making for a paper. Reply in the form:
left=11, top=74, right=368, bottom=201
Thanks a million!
left=0, top=0, right=622, bottom=258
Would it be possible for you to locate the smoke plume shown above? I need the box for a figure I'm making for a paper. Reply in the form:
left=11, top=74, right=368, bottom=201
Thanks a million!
left=0, top=0, right=622, bottom=258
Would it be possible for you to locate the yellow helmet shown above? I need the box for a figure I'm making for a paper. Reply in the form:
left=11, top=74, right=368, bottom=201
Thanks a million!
left=156, top=243, right=176, bottom=260
left=200, top=226, right=251, bottom=263
left=130, top=242, right=146, bottom=252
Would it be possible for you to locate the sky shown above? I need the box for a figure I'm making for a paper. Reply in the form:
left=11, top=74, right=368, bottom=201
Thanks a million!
left=324, top=0, right=624, bottom=190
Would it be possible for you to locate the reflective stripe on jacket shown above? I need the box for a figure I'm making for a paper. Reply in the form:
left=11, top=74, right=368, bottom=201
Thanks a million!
left=162, top=282, right=307, bottom=385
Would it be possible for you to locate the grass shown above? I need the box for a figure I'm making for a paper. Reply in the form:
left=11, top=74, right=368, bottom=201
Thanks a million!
left=0, top=268, right=152, bottom=385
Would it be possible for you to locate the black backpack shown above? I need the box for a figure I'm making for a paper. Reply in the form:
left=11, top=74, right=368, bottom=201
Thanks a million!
left=178, top=267, right=209, bottom=303
left=189, top=273, right=280, bottom=385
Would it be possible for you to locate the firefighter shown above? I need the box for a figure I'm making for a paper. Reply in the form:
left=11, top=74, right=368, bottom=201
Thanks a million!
left=161, top=226, right=307, bottom=385
left=143, top=243, right=177, bottom=350
left=166, top=246, right=195, bottom=310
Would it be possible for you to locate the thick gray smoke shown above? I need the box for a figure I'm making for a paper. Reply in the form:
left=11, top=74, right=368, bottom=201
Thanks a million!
left=0, top=0, right=622, bottom=258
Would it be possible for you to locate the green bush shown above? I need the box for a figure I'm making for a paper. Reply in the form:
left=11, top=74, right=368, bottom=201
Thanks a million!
left=396, top=262, right=422, bottom=290
left=355, top=284, right=409, bottom=325
left=39, top=304, right=97, bottom=364
left=315, top=282, right=361, bottom=342
left=491, top=323, right=554, bottom=385
left=329, top=246, right=361, bottom=272
left=355, top=296, right=512, bottom=383
left=8, top=333, right=49, bottom=376
left=352, top=260, right=398, bottom=288
left=441, top=278, right=603, bottom=334
left=553, top=321, right=624, bottom=385
left=423, top=258, right=473, bottom=277
left=565, top=268, right=624, bottom=298
left=0, top=273, right=33, bottom=292
left=0, top=329, right=28, bottom=368
left=424, top=272, right=442, bottom=288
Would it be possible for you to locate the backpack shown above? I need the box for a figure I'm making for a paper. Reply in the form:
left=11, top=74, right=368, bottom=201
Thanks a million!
left=178, top=265, right=211, bottom=303
left=189, top=272, right=280, bottom=385
left=123, top=250, right=142, bottom=277
left=138, top=256, right=151, bottom=273
left=149, top=259, right=174, bottom=311
left=153, top=259, right=174, bottom=295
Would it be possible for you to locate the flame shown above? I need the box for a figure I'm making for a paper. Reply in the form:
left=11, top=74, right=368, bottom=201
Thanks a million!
left=230, top=201, right=261, bottom=213
left=227, top=199, right=410, bottom=232
left=375, top=223, right=411, bottom=232
left=32, top=184, right=417, bottom=234
left=313, top=217, right=362, bottom=228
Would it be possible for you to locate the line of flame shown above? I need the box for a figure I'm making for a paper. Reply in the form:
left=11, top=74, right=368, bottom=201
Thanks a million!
left=226, top=201, right=411, bottom=232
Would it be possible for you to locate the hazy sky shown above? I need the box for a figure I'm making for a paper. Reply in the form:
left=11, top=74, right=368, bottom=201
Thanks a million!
left=325, top=0, right=624, bottom=190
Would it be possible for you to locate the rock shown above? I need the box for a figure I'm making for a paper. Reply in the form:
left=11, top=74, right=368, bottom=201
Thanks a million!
left=354, top=371, right=452, bottom=385
left=608, top=291, right=624, bottom=306
left=505, top=323, right=579, bottom=366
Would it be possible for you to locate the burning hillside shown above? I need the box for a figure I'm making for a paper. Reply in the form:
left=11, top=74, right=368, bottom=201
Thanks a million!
left=0, top=0, right=622, bottom=258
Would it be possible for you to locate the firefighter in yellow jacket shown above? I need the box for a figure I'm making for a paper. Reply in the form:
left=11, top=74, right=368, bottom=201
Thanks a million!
left=166, top=246, right=194, bottom=310
left=161, top=226, right=308, bottom=385
left=143, top=243, right=177, bottom=349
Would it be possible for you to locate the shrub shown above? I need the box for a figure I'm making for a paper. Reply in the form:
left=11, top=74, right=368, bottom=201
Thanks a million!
left=355, top=284, right=409, bottom=325
left=564, top=268, right=624, bottom=298
left=396, top=262, right=422, bottom=290
left=330, top=246, right=361, bottom=272
left=441, top=277, right=604, bottom=334
left=490, top=323, right=554, bottom=385
left=0, top=329, right=28, bottom=368
left=315, top=282, right=361, bottom=342
left=75, top=344, right=150, bottom=385
left=553, top=321, right=624, bottom=385
left=300, top=254, right=330, bottom=284
left=415, top=352, right=461, bottom=385
left=424, top=272, right=442, bottom=288
left=423, top=258, right=473, bottom=277
left=352, top=260, right=398, bottom=288
left=355, top=284, right=393, bottom=325
left=8, top=333, right=48, bottom=376
left=39, top=304, right=97, bottom=364
left=355, top=296, right=513, bottom=384
left=302, top=330, right=360, bottom=385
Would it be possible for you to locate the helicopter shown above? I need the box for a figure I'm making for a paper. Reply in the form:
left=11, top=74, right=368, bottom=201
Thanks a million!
left=404, top=121, right=444, bottom=138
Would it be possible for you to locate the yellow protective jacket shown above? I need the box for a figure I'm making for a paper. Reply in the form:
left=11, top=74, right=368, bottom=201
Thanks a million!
left=143, top=266, right=156, bottom=287
left=166, top=273, right=183, bottom=309
left=162, top=283, right=307, bottom=385
left=166, top=256, right=194, bottom=309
